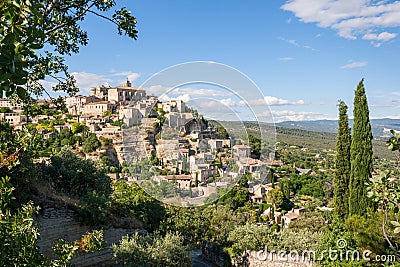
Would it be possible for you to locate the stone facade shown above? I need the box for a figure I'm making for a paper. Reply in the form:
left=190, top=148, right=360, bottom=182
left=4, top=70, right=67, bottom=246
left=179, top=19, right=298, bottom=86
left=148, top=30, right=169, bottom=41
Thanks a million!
left=82, top=101, right=114, bottom=116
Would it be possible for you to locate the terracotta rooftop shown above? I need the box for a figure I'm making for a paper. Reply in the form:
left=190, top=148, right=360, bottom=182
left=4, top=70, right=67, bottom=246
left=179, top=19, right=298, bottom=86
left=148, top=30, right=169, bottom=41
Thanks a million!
left=85, top=101, right=110, bottom=105
left=163, top=175, right=192, bottom=180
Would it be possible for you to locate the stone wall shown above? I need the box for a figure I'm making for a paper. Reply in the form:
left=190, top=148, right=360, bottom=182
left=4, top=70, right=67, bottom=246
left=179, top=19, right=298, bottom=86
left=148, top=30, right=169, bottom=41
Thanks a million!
left=37, top=208, right=138, bottom=266
left=201, top=241, right=315, bottom=267
left=232, top=251, right=316, bottom=267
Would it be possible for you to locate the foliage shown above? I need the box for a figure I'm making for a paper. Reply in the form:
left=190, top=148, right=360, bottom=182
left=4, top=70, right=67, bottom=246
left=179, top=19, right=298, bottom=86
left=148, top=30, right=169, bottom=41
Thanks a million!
left=160, top=206, right=209, bottom=247
left=42, top=149, right=111, bottom=196
left=1, top=175, right=105, bottom=266
left=288, top=212, right=326, bottom=232
left=110, top=120, right=124, bottom=127
left=218, top=175, right=250, bottom=210
left=202, top=205, right=248, bottom=246
left=248, top=134, right=261, bottom=159
left=280, top=228, right=323, bottom=253
left=227, top=224, right=323, bottom=261
left=82, top=133, right=100, bottom=154
left=334, top=100, right=351, bottom=219
left=0, top=176, right=48, bottom=266
left=349, top=79, right=374, bottom=216
left=71, top=122, right=86, bottom=134
left=209, top=121, right=229, bottom=139
left=99, top=136, right=113, bottom=146
left=0, top=0, right=138, bottom=100
left=367, top=171, right=400, bottom=254
left=317, top=219, right=368, bottom=267
left=111, top=181, right=165, bottom=232
left=227, top=224, right=278, bottom=257
left=0, top=107, right=12, bottom=113
left=112, top=232, right=191, bottom=267
left=266, top=189, right=284, bottom=209
left=345, top=213, right=399, bottom=257
left=52, top=230, right=105, bottom=266
left=103, top=110, right=112, bottom=117
left=41, top=149, right=112, bottom=225
left=75, top=190, right=111, bottom=225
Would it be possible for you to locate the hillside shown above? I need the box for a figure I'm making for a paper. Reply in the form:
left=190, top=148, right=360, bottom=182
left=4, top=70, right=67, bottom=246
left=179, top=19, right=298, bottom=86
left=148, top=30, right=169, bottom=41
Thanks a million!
left=218, top=121, right=395, bottom=160
left=276, top=118, right=400, bottom=138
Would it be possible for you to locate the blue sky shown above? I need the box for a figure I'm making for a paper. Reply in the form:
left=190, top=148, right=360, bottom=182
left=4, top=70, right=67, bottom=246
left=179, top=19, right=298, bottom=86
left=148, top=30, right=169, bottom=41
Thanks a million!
left=55, top=0, right=400, bottom=122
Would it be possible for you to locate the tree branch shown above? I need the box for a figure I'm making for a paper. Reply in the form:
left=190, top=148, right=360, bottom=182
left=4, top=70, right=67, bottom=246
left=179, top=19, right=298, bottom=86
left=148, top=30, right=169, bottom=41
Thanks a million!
left=43, top=0, right=60, bottom=20
left=87, top=9, right=118, bottom=26
left=382, top=205, right=395, bottom=250
left=45, top=1, right=96, bottom=35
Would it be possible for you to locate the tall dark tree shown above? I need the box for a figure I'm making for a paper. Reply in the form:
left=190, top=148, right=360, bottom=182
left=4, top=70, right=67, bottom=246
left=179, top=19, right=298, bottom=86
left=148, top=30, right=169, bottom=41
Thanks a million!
left=348, top=79, right=374, bottom=215
left=333, top=100, right=351, bottom=218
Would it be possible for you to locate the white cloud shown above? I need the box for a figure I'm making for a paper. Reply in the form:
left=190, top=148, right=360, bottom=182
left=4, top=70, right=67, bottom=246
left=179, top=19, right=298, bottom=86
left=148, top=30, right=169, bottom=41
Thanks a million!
left=220, top=98, right=238, bottom=106
left=261, top=110, right=323, bottom=122
left=173, top=87, right=231, bottom=98
left=241, top=96, right=306, bottom=106
left=340, top=61, right=368, bottom=69
left=146, top=85, right=173, bottom=96
left=71, top=72, right=113, bottom=94
left=144, top=85, right=232, bottom=99
left=363, top=31, right=397, bottom=41
left=362, top=31, right=397, bottom=46
left=278, top=57, right=295, bottom=61
left=281, top=0, right=400, bottom=46
left=392, top=92, right=400, bottom=96
left=39, top=80, right=58, bottom=92
left=175, top=94, right=191, bottom=103
left=112, top=71, right=140, bottom=84
left=278, top=37, right=318, bottom=51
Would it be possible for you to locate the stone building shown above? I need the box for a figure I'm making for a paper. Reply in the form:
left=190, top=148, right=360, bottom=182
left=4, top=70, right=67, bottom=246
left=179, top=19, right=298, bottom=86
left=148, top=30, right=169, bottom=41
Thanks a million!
left=82, top=101, right=114, bottom=116
left=65, top=95, right=99, bottom=115
left=0, top=112, right=27, bottom=127
left=107, top=80, right=146, bottom=105
left=0, top=98, right=23, bottom=111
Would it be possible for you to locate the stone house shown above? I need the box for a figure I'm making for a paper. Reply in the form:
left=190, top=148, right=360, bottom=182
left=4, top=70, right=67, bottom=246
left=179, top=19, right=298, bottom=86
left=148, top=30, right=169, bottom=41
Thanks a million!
left=232, top=144, right=251, bottom=160
left=82, top=101, right=114, bottom=116
left=249, top=184, right=273, bottom=203
left=0, top=112, right=27, bottom=126
left=282, top=207, right=306, bottom=227
left=65, top=95, right=99, bottom=115
left=107, top=80, right=146, bottom=105
left=154, top=175, right=192, bottom=190
left=207, top=139, right=231, bottom=152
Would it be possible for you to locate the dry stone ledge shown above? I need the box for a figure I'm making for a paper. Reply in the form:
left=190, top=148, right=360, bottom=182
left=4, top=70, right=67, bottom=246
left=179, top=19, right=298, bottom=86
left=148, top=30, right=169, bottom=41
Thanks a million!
left=37, top=208, right=138, bottom=266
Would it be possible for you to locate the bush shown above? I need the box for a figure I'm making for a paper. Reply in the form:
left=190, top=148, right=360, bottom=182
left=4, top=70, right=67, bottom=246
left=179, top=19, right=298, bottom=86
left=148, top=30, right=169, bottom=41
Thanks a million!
left=82, top=133, right=100, bottom=153
left=0, top=177, right=47, bottom=266
left=112, top=232, right=191, bottom=267
left=43, top=149, right=112, bottom=197
left=75, top=191, right=111, bottom=225
left=111, top=181, right=165, bottom=231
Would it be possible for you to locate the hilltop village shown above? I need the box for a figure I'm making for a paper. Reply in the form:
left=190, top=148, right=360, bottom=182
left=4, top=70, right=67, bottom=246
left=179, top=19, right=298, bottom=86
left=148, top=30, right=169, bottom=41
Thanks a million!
left=0, top=80, right=319, bottom=223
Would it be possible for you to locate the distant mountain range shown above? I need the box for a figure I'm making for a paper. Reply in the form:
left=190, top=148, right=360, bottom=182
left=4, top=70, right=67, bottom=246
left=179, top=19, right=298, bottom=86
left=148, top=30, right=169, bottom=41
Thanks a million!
left=275, top=118, right=400, bottom=137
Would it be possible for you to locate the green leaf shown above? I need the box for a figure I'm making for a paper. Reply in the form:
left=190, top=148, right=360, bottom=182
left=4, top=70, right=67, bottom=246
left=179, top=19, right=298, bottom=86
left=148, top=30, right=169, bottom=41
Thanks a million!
left=388, top=143, right=394, bottom=151
left=2, top=33, right=15, bottom=44
left=391, top=221, right=400, bottom=227
left=16, top=86, right=27, bottom=100
left=394, top=227, right=400, bottom=234
left=29, top=43, right=43, bottom=50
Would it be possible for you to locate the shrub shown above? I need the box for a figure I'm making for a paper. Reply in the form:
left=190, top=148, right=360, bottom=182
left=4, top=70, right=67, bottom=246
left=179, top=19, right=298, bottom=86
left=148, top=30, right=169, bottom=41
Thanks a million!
left=112, top=232, right=191, bottom=267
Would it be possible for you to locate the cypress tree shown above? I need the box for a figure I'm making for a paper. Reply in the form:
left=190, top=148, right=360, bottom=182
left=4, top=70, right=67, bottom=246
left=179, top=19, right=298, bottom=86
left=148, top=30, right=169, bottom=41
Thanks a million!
left=333, top=100, right=351, bottom=218
left=348, top=79, right=374, bottom=216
